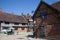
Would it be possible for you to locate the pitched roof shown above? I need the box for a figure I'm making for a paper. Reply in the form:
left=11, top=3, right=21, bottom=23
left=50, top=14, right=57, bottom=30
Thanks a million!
left=0, top=12, right=28, bottom=23
left=17, top=16, right=28, bottom=23
left=32, top=1, right=60, bottom=19
left=51, top=1, right=60, bottom=11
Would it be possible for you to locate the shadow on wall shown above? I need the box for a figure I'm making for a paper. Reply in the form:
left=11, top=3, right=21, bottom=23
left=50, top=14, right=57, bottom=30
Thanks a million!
left=38, top=38, right=60, bottom=40
left=47, top=38, right=60, bottom=40
left=39, top=37, right=60, bottom=40
left=27, top=35, right=60, bottom=40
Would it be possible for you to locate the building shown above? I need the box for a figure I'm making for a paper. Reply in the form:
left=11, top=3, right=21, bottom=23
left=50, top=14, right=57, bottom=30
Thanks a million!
left=0, top=8, right=34, bottom=34
left=32, top=1, right=60, bottom=38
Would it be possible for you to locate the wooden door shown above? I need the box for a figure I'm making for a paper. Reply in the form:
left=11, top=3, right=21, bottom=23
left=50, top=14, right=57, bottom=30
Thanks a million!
left=40, top=26, right=45, bottom=37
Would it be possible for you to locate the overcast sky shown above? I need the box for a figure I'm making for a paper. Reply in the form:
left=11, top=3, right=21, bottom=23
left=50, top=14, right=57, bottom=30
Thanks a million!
left=0, top=0, right=60, bottom=16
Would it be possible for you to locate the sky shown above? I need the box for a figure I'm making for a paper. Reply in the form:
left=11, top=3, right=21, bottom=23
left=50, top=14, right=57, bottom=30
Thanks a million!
left=0, top=0, right=60, bottom=16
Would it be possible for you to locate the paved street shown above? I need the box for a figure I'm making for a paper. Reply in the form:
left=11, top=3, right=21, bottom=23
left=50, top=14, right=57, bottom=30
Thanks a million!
left=0, top=32, right=47, bottom=40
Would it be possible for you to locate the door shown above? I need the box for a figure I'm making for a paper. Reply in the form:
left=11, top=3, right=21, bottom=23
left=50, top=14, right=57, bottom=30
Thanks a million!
left=40, top=26, right=45, bottom=37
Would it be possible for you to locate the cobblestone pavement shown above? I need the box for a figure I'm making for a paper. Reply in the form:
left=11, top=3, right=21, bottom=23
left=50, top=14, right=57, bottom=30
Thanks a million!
left=0, top=32, right=56, bottom=40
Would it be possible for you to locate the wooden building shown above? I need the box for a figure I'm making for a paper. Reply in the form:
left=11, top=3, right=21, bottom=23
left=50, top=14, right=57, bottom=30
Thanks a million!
left=32, top=1, right=60, bottom=38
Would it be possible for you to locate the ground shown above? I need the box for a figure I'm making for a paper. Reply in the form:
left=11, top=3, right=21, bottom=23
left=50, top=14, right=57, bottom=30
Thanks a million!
left=0, top=32, right=60, bottom=40
left=0, top=32, right=47, bottom=40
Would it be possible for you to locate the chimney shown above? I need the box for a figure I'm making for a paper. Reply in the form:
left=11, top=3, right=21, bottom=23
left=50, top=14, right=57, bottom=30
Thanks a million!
left=0, top=8, right=2, bottom=13
left=21, top=13, right=24, bottom=16
left=27, top=13, right=30, bottom=16
left=26, top=13, right=31, bottom=20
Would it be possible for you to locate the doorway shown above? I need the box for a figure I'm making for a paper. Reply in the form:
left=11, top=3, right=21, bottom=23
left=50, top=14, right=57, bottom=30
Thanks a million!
left=40, top=26, right=45, bottom=37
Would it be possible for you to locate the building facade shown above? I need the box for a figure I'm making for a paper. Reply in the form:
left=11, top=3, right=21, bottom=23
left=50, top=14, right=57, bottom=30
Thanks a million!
left=32, top=1, right=60, bottom=38
left=0, top=9, right=34, bottom=34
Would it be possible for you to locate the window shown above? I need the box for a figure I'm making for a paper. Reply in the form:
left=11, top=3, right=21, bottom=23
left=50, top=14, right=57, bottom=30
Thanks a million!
left=40, top=10, right=48, bottom=19
left=22, top=28, right=24, bottom=30
left=3, top=27, right=9, bottom=29
left=28, top=21, right=33, bottom=25
left=22, top=23, right=26, bottom=25
left=5, top=22, right=9, bottom=24
left=40, top=10, right=48, bottom=15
